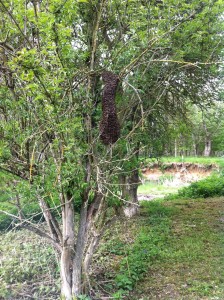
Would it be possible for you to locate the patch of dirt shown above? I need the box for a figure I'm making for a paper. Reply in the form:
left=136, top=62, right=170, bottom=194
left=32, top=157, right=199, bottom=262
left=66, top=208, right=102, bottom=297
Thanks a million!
left=142, top=163, right=218, bottom=184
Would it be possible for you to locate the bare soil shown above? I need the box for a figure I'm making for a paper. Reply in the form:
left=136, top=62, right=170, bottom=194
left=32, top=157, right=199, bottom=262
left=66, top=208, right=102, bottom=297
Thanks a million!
left=142, top=163, right=218, bottom=183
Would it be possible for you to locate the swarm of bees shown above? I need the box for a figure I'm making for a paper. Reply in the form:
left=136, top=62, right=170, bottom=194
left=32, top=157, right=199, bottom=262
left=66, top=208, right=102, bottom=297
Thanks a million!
left=99, top=71, right=120, bottom=145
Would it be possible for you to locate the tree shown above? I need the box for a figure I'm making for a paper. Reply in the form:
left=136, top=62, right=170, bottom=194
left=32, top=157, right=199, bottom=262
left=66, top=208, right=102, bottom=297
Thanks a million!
left=0, top=0, right=223, bottom=298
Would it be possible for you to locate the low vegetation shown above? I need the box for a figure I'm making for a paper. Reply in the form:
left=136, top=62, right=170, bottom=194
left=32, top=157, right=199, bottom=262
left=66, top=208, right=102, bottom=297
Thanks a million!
left=148, top=156, right=224, bottom=168
left=0, top=230, right=58, bottom=299
left=1, top=195, right=223, bottom=299
left=165, top=173, right=224, bottom=200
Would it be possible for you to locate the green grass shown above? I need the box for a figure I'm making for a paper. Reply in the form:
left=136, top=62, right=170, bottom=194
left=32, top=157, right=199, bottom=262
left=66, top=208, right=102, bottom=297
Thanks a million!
left=0, top=197, right=223, bottom=299
left=165, top=173, right=224, bottom=200
left=0, top=229, right=59, bottom=299
left=138, top=181, right=179, bottom=197
left=139, top=156, right=224, bottom=200
left=95, top=197, right=224, bottom=299
left=130, top=198, right=224, bottom=299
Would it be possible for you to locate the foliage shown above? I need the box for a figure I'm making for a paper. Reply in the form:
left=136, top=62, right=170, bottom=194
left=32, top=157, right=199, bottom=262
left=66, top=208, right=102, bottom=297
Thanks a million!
left=165, top=174, right=224, bottom=200
left=0, top=0, right=223, bottom=297
left=0, top=230, right=59, bottom=299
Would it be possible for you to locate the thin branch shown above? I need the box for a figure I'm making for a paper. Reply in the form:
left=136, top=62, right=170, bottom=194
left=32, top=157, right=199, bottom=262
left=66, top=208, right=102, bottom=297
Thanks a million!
left=0, top=209, right=61, bottom=252
left=0, top=0, right=32, bottom=48
left=119, top=11, right=202, bottom=79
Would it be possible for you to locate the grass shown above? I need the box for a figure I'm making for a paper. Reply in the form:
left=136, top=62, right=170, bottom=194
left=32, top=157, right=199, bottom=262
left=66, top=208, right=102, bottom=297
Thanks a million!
left=138, top=156, right=224, bottom=200
left=1, top=157, right=224, bottom=299
left=129, top=197, right=224, bottom=300
left=138, top=181, right=179, bottom=197
left=93, top=197, right=224, bottom=299
left=0, top=229, right=59, bottom=299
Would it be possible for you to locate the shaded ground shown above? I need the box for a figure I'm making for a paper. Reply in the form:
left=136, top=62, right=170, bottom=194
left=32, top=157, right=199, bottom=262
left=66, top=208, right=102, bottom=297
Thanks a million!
left=130, top=197, right=224, bottom=300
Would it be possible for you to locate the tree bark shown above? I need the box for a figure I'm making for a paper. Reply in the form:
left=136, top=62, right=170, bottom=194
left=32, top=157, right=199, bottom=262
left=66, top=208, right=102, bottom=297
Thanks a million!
left=203, top=138, right=212, bottom=157
left=121, top=169, right=140, bottom=218
left=174, top=138, right=177, bottom=157
left=61, top=197, right=75, bottom=299
left=72, top=200, right=88, bottom=296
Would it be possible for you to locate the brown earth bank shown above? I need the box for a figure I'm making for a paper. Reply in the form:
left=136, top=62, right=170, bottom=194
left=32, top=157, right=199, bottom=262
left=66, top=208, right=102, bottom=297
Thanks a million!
left=141, top=163, right=219, bottom=183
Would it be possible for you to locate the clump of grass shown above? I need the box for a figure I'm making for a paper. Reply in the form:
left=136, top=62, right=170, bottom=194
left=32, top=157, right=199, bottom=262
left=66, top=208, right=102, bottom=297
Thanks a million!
left=165, top=174, right=224, bottom=200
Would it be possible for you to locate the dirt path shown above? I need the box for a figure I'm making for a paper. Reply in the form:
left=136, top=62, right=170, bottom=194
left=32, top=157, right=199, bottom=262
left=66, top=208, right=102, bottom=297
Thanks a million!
left=131, top=197, right=224, bottom=300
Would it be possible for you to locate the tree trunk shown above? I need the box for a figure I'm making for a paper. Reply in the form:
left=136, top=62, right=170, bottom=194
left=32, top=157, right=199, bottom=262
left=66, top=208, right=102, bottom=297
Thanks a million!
left=174, top=138, right=177, bottom=157
left=61, top=247, right=73, bottom=299
left=83, top=233, right=100, bottom=276
left=72, top=200, right=88, bottom=296
left=192, top=134, right=198, bottom=157
left=203, top=138, right=212, bottom=157
left=121, top=169, right=140, bottom=218
left=61, top=197, right=75, bottom=299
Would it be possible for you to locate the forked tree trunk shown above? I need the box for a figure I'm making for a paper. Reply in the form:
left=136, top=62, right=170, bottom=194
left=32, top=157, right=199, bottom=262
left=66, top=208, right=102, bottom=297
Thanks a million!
left=60, top=199, right=89, bottom=299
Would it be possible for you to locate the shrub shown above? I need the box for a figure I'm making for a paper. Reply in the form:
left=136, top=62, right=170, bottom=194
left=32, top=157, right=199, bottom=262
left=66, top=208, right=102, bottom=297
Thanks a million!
left=165, top=174, right=224, bottom=200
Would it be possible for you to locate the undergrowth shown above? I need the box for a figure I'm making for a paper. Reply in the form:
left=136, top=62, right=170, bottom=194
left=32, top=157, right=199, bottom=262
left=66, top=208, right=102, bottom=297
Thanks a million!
left=165, top=174, right=224, bottom=200
left=0, top=230, right=59, bottom=299
left=97, top=201, right=178, bottom=299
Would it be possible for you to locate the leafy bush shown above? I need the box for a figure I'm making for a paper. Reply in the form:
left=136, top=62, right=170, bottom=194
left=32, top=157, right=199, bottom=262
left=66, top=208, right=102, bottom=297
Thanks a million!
left=165, top=174, right=224, bottom=200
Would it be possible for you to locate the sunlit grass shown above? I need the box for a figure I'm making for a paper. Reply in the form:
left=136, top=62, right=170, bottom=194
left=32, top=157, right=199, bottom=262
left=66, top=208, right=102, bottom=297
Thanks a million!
left=138, top=181, right=179, bottom=196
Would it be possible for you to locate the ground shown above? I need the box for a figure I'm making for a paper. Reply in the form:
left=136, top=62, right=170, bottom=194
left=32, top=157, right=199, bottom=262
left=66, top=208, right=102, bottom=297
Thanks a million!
left=129, top=198, right=224, bottom=300
left=139, top=162, right=218, bottom=200
left=91, top=196, right=224, bottom=300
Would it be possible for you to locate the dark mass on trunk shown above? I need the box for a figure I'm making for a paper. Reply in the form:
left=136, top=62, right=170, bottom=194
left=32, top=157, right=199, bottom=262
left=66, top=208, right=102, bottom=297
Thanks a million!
left=99, top=71, right=120, bottom=145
